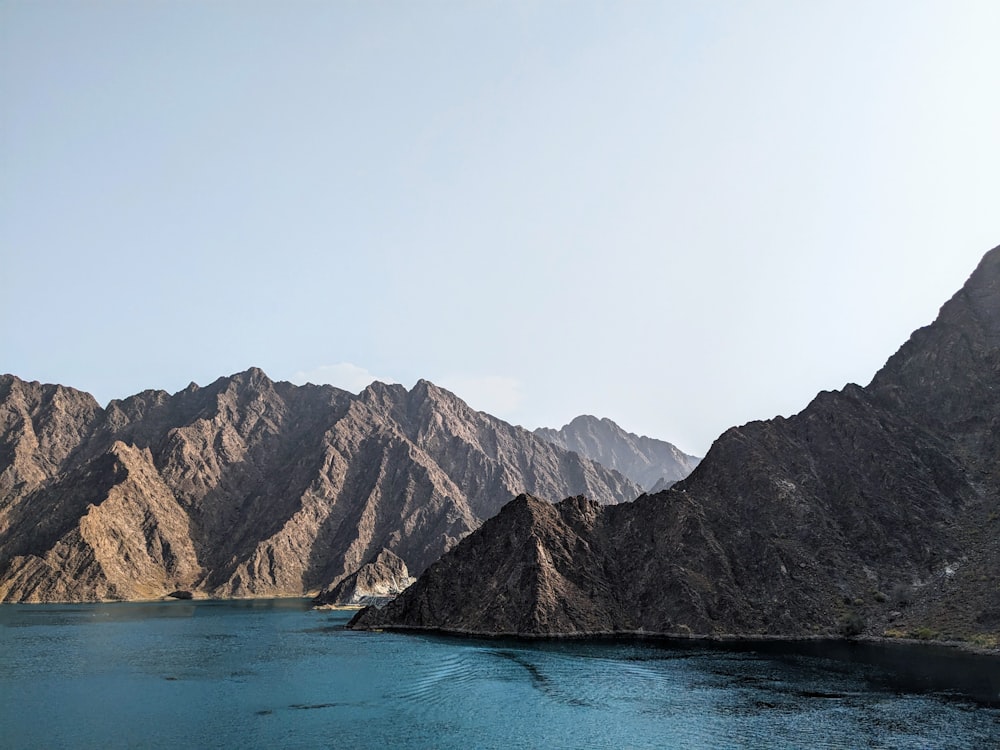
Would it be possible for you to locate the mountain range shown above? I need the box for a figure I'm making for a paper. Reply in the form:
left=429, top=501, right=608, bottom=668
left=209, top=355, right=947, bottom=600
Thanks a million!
left=353, top=245, right=1000, bottom=648
left=0, top=372, right=644, bottom=602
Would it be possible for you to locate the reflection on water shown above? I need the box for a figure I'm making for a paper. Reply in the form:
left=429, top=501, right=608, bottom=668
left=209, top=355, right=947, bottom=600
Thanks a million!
left=1, top=601, right=998, bottom=749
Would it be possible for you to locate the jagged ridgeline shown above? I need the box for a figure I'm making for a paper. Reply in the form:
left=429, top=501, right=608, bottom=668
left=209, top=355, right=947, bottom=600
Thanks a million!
left=535, top=414, right=700, bottom=492
left=354, top=245, right=1000, bottom=645
left=0, top=373, right=641, bottom=602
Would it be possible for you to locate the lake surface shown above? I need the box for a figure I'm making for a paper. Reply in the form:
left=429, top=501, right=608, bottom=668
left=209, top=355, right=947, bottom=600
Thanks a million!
left=1, top=600, right=998, bottom=749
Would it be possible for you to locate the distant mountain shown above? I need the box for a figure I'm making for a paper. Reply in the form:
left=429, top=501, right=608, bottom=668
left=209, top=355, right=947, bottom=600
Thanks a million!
left=535, top=415, right=699, bottom=490
left=0, top=372, right=640, bottom=602
left=353, top=244, right=1000, bottom=647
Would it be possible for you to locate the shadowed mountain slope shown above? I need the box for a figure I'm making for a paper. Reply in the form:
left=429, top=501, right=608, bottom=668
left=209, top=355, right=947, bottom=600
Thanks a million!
left=535, top=415, right=699, bottom=490
left=0, top=372, right=640, bottom=602
left=353, top=245, right=1000, bottom=645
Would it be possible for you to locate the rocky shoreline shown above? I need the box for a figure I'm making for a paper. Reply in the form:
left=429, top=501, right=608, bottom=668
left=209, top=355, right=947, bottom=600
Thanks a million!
left=350, top=616, right=1000, bottom=656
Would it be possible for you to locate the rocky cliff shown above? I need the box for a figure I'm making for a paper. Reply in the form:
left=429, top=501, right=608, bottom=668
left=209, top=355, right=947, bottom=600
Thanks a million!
left=535, top=415, right=699, bottom=490
left=353, top=245, right=1000, bottom=647
left=0, top=373, right=640, bottom=602
left=313, top=548, right=415, bottom=607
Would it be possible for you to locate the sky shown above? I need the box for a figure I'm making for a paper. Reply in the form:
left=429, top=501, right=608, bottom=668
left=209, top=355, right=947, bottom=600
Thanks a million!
left=2, top=1, right=999, bottom=456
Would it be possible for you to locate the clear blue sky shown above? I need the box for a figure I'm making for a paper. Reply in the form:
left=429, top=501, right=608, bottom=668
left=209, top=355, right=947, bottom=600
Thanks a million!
left=3, top=1, right=999, bottom=455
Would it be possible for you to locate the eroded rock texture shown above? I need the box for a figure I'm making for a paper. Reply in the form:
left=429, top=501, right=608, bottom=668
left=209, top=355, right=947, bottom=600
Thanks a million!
left=354, top=245, right=1000, bottom=645
left=0, top=374, right=640, bottom=602
left=313, top=548, right=415, bottom=607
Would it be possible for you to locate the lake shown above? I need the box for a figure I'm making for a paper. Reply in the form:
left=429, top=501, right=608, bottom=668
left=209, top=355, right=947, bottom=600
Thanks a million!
left=1, top=599, right=998, bottom=749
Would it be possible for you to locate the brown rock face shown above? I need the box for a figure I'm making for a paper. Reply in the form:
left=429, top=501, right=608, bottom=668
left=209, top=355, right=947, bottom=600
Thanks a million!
left=0, top=372, right=640, bottom=602
left=313, top=548, right=415, bottom=607
left=0, top=377, right=102, bottom=500
left=354, top=244, right=1000, bottom=646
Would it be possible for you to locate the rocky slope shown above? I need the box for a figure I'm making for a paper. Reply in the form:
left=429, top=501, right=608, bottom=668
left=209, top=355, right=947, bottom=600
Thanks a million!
left=0, top=373, right=640, bottom=602
left=535, top=415, right=699, bottom=490
left=313, top=548, right=415, bottom=607
left=353, top=245, right=1000, bottom=647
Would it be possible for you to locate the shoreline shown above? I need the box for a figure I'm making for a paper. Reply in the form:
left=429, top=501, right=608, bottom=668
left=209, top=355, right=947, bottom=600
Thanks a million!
left=313, top=604, right=365, bottom=611
left=351, top=621, right=1000, bottom=657
left=6, top=596, right=998, bottom=659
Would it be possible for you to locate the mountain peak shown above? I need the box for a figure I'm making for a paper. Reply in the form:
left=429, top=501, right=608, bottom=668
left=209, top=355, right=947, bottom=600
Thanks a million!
left=410, top=379, right=462, bottom=405
left=229, top=367, right=272, bottom=387
left=869, top=242, right=1000, bottom=437
left=535, top=415, right=699, bottom=490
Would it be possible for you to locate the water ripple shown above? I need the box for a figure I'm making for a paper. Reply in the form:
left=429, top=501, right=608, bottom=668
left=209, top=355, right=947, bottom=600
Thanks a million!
left=2, top=603, right=998, bottom=750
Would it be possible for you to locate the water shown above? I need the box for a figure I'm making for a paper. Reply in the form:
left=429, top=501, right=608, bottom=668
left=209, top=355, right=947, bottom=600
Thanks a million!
left=1, top=600, right=998, bottom=749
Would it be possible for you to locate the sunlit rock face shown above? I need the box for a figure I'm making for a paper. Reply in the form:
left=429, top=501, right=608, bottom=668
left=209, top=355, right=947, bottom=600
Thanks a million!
left=0, top=372, right=640, bottom=603
left=312, top=548, right=416, bottom=607
left=354, top=245, right=1000, bottom=646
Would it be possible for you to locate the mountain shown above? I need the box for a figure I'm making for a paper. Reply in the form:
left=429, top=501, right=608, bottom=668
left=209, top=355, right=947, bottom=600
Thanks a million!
left=352, top=245, right=1000, bottom=647
left=0, top=372, right=640, bottom=602
left=534, top=415, right=699, bottom=490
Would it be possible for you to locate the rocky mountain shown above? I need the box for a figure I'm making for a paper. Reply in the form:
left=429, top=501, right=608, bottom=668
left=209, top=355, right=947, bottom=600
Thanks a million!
left=353, top=245, right=1000, bottom=648
left=0, top=373, right=640, bottom=602
left=535, top=415, right=699, bottom=490
left=313, top=548, right=415, bottom=607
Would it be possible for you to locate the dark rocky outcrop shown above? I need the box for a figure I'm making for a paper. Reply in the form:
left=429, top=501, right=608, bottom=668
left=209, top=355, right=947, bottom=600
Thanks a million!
left=313, top=548, right=415, bottom=607
left=535, top=415, right=699, bottom=490
left=352, top=494, right=632, bottom=634
left=0, top=374, right=641, bottom=602
left=353, top=245, right=1000, bottom=647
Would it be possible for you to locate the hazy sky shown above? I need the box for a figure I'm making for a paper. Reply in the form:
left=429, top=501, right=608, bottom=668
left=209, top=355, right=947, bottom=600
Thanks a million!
left=3, top=1, right=999, bottom=455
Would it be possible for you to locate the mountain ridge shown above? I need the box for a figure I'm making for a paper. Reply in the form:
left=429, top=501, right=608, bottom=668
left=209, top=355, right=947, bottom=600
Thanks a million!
left=0, top=371, right=641, bottom=602
left=535, top=414, right=699, bottom=490
left=352, top=244, right=1000, bottom=647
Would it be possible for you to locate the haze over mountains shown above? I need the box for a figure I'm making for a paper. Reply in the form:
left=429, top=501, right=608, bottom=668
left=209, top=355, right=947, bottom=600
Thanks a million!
left=354, top=245, right=1000, bottom=647
left=0, top=372, right=643, bottom=602
left=535, top=415, right=699, bottom=491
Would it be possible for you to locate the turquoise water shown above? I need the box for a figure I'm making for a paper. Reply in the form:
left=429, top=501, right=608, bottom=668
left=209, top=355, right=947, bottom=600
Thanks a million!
left=1, top=600, right=998, bottom=749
